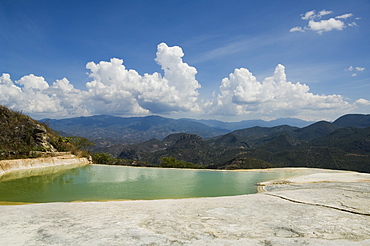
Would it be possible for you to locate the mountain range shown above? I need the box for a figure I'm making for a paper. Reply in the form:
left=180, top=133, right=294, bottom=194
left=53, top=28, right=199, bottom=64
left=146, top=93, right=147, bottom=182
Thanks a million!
left=115, top=115, right=370, bottom=173
left=42, top=115, right=314, bottom=146
left=43, top=113, right=370, bottom=173
left=195, top=117, right=314, bottom=130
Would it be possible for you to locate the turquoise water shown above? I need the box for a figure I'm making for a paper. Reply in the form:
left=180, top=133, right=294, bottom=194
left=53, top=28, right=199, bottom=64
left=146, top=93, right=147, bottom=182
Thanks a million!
left=0, top=165, right=299, bottom=203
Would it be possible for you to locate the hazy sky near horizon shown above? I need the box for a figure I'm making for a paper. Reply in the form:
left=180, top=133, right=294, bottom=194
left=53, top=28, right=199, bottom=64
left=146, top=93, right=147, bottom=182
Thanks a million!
left=0, top=0, right=369, bottom=121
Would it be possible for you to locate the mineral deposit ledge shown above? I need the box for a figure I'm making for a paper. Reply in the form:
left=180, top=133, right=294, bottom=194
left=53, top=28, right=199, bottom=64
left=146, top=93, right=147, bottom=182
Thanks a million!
left=1, top=168, right=370, bottom=245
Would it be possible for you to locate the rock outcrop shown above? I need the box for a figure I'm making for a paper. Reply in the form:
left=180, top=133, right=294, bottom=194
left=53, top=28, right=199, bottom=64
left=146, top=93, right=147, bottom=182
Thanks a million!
left=0, top=105, right=58, bottom=159
left=32, top=124, right=56, bottom=152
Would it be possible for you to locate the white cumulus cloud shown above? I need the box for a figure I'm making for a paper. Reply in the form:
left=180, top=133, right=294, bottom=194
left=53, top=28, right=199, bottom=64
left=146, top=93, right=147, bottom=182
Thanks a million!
left=355, top=67, right=365, bottom=72
left=0, top=43, right=201, bottom=118
left=308, top=18, right=345, bottom=34
left=346, top=66, right=366, bottom=76
left=205, top=64, right=365, bottom=120
left=289, top=26, right=305, bottom=33
left=291, top=10, right=357, bottom=34
left=336, top=13, right=353, bottom=19
left=84, top=43, right=201, bottom=115
left=347, top=66, right=354, bottom=71
left=0, top=43, right=369, bottom=121
left=301, top=10, right=316, bottom=20
left=318, top=10, right=333, bottom=17
left=355, top=98, right=370, bottom=106
left=0, top=74, right=64, bottom=116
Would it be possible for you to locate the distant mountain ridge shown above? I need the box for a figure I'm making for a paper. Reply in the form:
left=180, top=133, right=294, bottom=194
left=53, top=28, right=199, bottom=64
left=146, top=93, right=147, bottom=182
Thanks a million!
left=195, top=117, right=314, bottom=130
left=43, top=113, right=370, bottom=173
left=43, top=115, right=314, bottom=146
left=333, top=114, right=370, bottom=128
left=42, top=115, right=229, bottom=146
left=110, top=114, right=370, bottom=173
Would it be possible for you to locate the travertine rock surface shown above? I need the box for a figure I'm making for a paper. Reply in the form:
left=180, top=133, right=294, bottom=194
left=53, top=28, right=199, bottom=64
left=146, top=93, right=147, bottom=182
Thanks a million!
left=0, top=154, right=90, bottom=175
left=1, top=169, right=369, bottom=245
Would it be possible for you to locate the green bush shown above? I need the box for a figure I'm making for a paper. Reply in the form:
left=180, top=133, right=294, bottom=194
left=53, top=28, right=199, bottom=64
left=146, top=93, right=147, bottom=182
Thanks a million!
left=160, top=157, right=203, bottom=169
left=51, top=136, right=93, bottom=154
left=91, top=152, right=116, bottom=164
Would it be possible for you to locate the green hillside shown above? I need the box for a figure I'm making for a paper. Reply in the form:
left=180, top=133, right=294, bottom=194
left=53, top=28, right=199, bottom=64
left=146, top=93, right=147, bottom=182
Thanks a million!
left=35, top=111, right=370, bottom=173
left=0, top=105, right=91, bottom=160
left=334, top=114, right=370, bottom=128
left=110, top=116, right=370, bottom=173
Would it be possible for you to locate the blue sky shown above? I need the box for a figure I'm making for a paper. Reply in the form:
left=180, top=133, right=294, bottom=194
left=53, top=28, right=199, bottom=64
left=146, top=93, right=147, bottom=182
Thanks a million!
left=0, top=0, right=369, bottom=121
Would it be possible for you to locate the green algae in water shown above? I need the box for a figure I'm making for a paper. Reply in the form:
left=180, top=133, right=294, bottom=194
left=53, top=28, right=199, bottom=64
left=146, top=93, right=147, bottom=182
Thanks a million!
left=0, top=165, right=298, bottom=203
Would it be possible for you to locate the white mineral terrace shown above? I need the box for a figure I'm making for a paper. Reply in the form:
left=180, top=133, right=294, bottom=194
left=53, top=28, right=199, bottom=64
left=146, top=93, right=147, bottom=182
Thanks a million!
left=1, top=168, right=370, bottom=245
left=0, top=153, right=90, bottom=175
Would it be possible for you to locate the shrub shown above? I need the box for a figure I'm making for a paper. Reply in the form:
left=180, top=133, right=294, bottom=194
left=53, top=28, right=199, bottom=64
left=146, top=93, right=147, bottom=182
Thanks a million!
left=160, top=157, right=203, bottom=169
